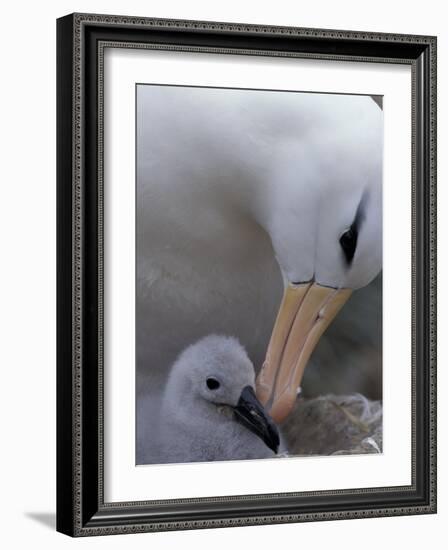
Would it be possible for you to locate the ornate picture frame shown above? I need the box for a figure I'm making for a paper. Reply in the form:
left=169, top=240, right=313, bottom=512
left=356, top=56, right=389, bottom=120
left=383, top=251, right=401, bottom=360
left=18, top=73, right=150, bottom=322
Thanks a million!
left=56, top=13, right=437, bottom=536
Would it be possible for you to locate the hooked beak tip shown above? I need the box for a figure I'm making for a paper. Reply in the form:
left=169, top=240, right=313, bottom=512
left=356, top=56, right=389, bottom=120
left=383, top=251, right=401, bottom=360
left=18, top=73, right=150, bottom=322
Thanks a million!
left=234, top=386, right=280, bottom=454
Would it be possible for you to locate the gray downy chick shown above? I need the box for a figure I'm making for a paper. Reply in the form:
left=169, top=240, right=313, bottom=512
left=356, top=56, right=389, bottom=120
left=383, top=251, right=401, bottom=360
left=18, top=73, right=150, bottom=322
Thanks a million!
left=159, top=335, right=285, bottom=463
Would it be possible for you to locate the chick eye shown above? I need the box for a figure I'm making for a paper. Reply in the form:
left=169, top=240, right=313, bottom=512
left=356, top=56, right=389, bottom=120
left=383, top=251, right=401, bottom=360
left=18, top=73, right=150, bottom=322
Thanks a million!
left=339, top=225, right=358, bottom=264
left=206, top=377, right=220, bottom=390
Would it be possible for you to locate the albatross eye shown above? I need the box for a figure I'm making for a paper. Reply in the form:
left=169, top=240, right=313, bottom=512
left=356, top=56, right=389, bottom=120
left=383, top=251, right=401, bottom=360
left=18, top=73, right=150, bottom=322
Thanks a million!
left=206, top=377, right=220, bottom=390
left=339, top=225, right=358, bottom=264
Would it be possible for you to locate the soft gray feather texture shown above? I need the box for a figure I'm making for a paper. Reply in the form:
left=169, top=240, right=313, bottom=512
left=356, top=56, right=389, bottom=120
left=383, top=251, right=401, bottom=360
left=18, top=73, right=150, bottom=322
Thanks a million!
left=139, top=335, right=285, bottom=464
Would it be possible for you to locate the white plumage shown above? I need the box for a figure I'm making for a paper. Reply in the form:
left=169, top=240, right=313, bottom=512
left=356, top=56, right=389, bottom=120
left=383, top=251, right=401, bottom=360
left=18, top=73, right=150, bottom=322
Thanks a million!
left=137, top=86, right=382, bottom=291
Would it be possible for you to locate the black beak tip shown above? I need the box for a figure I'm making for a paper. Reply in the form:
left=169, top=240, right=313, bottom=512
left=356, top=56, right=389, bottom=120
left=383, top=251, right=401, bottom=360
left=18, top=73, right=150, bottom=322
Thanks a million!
left=235, top=386, right=281, bottom=455
left=266, top=442, right=278, bottom=454
left=264, top=422, right=280, bottom=454
left=269, top=432, right=280, bottom=454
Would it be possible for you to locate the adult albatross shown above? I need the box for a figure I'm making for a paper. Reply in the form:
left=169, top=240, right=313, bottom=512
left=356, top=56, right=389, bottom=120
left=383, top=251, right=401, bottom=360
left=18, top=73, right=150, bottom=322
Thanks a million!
left=137, top=85, right=382, bottom=425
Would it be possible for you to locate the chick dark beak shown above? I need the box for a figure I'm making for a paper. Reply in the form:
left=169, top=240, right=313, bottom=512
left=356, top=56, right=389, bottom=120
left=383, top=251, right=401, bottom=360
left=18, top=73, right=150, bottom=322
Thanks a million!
left=234, top=386, right=280, bottom=454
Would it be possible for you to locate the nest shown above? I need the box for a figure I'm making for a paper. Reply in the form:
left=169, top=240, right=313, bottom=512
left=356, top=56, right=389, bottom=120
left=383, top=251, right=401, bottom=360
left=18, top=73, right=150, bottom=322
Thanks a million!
left=281, top=393, right=382, bottom=456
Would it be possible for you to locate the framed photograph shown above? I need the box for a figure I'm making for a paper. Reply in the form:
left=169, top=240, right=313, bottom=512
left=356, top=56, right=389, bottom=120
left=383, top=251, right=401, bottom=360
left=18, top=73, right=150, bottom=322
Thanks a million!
left=56, top=13, right=437, bottom=536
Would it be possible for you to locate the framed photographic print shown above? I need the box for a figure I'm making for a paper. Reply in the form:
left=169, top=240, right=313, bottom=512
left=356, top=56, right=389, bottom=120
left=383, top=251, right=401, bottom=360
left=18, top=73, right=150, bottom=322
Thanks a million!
left=56, top=13, right=437, bottom=536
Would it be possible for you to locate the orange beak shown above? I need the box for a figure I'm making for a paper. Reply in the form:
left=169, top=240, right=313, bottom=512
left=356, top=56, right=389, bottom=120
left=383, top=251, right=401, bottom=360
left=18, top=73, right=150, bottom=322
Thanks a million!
left=256, top=282, right=352, bottom=423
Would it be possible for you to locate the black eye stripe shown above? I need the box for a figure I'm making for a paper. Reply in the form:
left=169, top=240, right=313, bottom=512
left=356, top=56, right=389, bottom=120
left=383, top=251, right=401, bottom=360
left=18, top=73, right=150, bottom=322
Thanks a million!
left=340, top=190, right=368, bottom=265
left=339, top=224, right=358, bottom=264
left=206, top=377, right=220, bottom=390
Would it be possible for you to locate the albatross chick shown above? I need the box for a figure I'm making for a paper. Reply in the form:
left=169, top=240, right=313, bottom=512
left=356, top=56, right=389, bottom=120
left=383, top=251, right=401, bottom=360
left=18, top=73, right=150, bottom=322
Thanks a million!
left=159, top=335, right=283, bottom=463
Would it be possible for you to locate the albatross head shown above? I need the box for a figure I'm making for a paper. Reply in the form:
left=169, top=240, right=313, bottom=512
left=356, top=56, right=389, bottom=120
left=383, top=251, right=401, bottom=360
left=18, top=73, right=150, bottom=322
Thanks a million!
left=256, top=95, right=383, bottom=423
left=166, top=335, right=280, bottom=454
